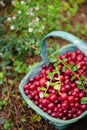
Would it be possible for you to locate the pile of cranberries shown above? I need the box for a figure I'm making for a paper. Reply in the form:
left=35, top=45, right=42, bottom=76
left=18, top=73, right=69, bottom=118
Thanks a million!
left=24, top=50, right=87, bottom=120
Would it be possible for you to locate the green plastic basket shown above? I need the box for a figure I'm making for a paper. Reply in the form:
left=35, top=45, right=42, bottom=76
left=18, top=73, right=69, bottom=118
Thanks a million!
left=19, top=31, right=87, bottom=130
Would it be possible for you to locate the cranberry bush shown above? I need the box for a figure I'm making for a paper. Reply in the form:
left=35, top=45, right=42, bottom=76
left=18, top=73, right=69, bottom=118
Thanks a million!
left=7, top=0, right=81, bottom=57
left=24, top=49, right=87, bottom=120
left=1, top=0, right=87, bottom=71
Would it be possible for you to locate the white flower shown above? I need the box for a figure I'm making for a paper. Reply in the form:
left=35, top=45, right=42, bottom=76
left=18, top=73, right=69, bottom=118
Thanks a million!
left=10, top=25, right=15, bottom=30
left=11, top=0, right=15, bottom=5
left=7, top=17, right=11, bottom=22
left=46, top=81, right=50, bottom=87
left=39, top=92, right=44, bottom=98
left=28, top=28, right=33, bottom=33
left=21, top=1, right=25, bottom=5
left=39, top=30, right=43, bottom=34
left=18, top=10, right=22, bottom=14
left=30, top=8, right=33, bottom=12
left=0, top=1, right=5, bottom=7
left=26, top=11, right=34, bottom=16
left=0, top=1, right=3, bottom=5
left=12, top=16, right=16, bottom=20
left=42, top=26, right=45, bottom=30
left=35, top=17, right=39, bottom=22
left=34, top=6, right=39, bottom=11
left=2, top=3, right=5, bottom=7
left=29, top=12, right=34, bottom=16
left=28, top=23, right=32, bottom=26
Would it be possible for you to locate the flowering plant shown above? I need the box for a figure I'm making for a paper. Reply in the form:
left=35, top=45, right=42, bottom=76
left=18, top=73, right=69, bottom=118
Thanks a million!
left=7, top=0, right=80, bottom=56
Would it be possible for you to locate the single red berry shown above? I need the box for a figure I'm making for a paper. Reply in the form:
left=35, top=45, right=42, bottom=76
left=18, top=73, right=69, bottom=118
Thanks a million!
left=41, top=98, right=49, bottom=106
left=24, top=84, right=29, bottom=90
left=61, top=93, right=68, bottom=100
left=68, top=96, right=74, bottom=103
left=60, top=75, right=64, bottom=81
left=49, top=94, right=57, bottom=102
left=29, top=84, right=36, bottom=91
left=47, top=102, right=55, bottom=110
left=40, top=78, right=46, bottom=86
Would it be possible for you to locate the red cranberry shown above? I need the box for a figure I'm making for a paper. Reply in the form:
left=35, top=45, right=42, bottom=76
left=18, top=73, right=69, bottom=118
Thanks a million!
left=51, top=112, right=57, bottom=118
left=24, top=90, right=29, bottom=95
left=47, top=109, right=52, bottom=114
left=47, top=102, right=55, bottom=110
left=74, top=103, right=79, bottom=109
left=24, top=84, right=29, bottom=90
left=41, top=98, right=49, bottom=107
left=60, top=87, right=66, bottom=93
left=61, top=93, right=68, bottom=100
left=73, top=114, right=77, bottom=118
left=81, top=104, right=87, bottom=111
left=39, top=78, right=46, bottom=86
left=77, top=110, right=82, bottom=116
left=60, top=75, right=64, bottom=81
left=79, top=92, right=85, bottom=99
left=58, top=112, right=63, bottom=118
left=62, top=101, right=68, bottom=109
left=68, top=96, right=74, bottom=103
left=65, top=84, right=71, bottom=91
left=29, top=84, right=36, bottom=91
left=49, top=94, right=57, bottom=102
left=29, top=77, right=34, bottom=83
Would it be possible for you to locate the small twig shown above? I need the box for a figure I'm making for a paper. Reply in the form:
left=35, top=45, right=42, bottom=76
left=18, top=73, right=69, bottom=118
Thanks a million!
left=59, top=58, right=86, bottom=93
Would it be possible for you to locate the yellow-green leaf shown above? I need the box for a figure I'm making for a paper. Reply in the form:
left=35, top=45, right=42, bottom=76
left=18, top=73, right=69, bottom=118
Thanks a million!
left=0, top=72, right=3, bottom=79
left=43, top=93, right=49, bottom=98
left=30, top=115, right=42, bottom=122
left=81, top=97, right=87, bottom=104
left=54, top=84, right=60, bottom=91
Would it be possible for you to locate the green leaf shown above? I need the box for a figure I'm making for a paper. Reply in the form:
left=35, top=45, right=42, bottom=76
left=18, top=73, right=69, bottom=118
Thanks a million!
left=20, top=116, right=26, bottom=122
left=48, top=72, right=53, bottom=79
left=76, top=65, right=80, bottom=69
left=85, top=89, right=87, bottom=95
left=43, top=93, right=49, bottom=98
left=80, top=76, right=85, bottom=81
left=81, top=97, right=87, bottom=104
left=54, top=61, right=60, bottom=67
left=0, top=72, right=3, bottom=79
left=71, top=65, right=80, bottom=72
left=68, top=62, right=74, bottom=68
left=49, top=81, right=59, bottom=86
left=40, top=87, right=47, bottom=91
left=8, top=80, right=14, bottom=85
left=54, top=84, right=60, bottom=91
left=4, top=120, right=12, bottom=130
left=72, top=66, right=78, bottom=72
left=75, top=80, right=82, bottom=85
left=19, top=128, right=23, bottom=130
left=49, top=56, right=58, bottom=63
left=62, top=66, right=66, bottom=72
left=77, top=85, right=83, bottom=90
left=84, top=80, right=87, bottom=84
left=30, top=114, right=42, bottom=122
left=71, top=75, right=76, bottom=81
left=2, top=87, right=7, bottom=93
left=61, top=59, right=67, bottom=63
left=13, top=0, right=20, bottom=8
left=0, top=100, right=7, bottom=109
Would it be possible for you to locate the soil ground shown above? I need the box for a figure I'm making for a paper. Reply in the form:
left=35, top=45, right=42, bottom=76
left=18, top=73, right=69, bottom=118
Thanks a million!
left=0, top=1, right=87, bottom=130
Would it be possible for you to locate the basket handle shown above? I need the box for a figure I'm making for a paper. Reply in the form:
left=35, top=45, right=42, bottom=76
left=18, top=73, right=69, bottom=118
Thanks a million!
left=41, top=31, right=87, bottom=61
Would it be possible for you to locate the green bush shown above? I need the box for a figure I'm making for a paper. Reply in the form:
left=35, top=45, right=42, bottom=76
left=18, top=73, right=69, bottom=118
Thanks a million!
left=6, top=0, right=79, bottom=56
left=0, top=0, right=86, bottom=66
